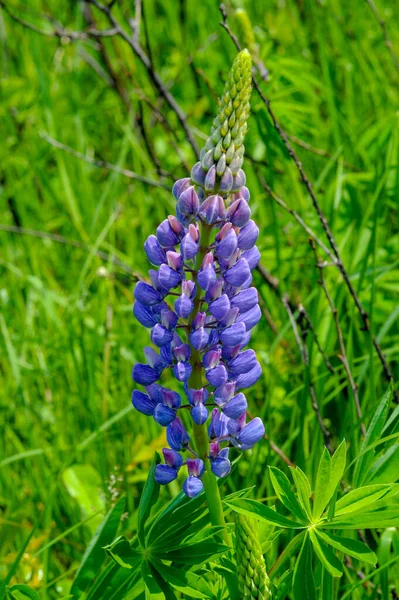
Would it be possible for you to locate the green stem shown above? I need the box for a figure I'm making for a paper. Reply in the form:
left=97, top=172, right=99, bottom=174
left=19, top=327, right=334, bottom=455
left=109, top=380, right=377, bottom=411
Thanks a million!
left=186, top=223, right=229, bottom=545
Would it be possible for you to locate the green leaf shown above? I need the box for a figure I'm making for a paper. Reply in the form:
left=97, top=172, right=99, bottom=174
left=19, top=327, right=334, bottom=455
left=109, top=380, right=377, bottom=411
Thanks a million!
left=7, top=585, right=41, bottom=600
left=157, top=539, right=229, bottom=565
left=289, top=466, right=312, bottom=519
left=70, top=496, right=126, bottom=597
left=225, top=499, right=305, bottom=529
left=293, top=535, right=316, bottom=600
left=309, top=529, right=343, bottom=577
left=368, top=444, right=399, bottom=484
left=334, top=484, right=392, bottom=515
left=62, top=464, right=105, bottom=534
left=150, top=559, right=213, bottom=598
left=274, top=570, right=293, bottom=600
left=104, top=536, right=142, bottom=569
left=269, top=467, right=308, bottom=522
left=138, top=454, right=160, bottom=547
left=353, top=381, right=393, bottom=487
left=313, top=447, right=331, bottom=520
left=324, top=509, right=399, bottom=529
left=316, top=530, right=377, bottom=565
left=270, top=531, right=306, bottom=577
left=330, top=440, right=346, bottom=493
left=145, top=561, right=176, bottom=599
left=378, top=527, right=397, bottom=599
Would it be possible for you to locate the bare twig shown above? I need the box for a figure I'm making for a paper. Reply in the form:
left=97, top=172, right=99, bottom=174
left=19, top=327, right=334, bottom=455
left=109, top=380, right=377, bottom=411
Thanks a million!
left=257, top=172, right=336, bottom=262
left=310, top=239, right=367, bottom=436
left=282, top=295, right=334, bottom=454
left=219, top=4, right=398, bottom=402
left=0, top=224, right=143, bottom=279
left=87, top=0, right=200, bottom=158
left=40, top=133, right=172, bottom=190
left=365, top=0, right=399, bottom=75
left=298, top=305, right=336, bottom=374
left=0, top=1, right=116, bottom=40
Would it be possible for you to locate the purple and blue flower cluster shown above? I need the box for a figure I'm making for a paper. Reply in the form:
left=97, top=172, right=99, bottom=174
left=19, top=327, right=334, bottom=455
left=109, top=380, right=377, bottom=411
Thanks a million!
left=131, top=50, right=265, bottom=497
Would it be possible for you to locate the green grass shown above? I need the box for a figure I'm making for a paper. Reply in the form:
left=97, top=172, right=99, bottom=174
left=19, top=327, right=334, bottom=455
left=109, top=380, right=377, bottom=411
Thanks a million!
left=0, top=0, right=398, bottom=597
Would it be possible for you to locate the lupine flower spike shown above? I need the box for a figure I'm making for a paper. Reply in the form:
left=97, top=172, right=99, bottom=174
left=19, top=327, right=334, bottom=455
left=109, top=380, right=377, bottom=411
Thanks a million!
left=132, top=49, right=265, bottom=498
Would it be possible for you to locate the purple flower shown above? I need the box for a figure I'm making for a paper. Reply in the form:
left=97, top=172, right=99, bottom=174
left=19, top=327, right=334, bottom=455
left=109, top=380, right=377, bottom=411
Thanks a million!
left=222, top=393, right=247, bottom=419
left=233, top=417, right=265, bottom=450
left=237, top=220, right=259, bottom=250
left=210, top=448, right=231, bottom=478
left=172, top=177, right=191, bottom=199
left=190, top=327, right=209, bottom=351
left=228, top=350, right=257, bottom=376
left=154, top=403, right=176, bottom=426
left=235, top=362, right=262, bottom=389
left=133, top=301, right=158, bottom=328
left=158, top=264, right=182, bottom=291
left=230, top=288, right=258, bottom=312
left=206, top=365, right=228, bottom=387
left=183, top=476, right=204, bottom=498
left=173, top=361, right=193, bottom=382
left=132, top=390, right=156, bottom=416
left=209, top=294, right=231, bottom=320
left=167, top=418, right=190, bottom=451
left=187, top=458, right=204, bottom=478
left=156, top=218, right=181, bottom=248
left=227, top=198, right=251, bottom=227
left=151, top=324, right=174, bottom=348
left=178, top=186, right=200, bottom=216
left=144, top=235, right=167, bottom=266
left=191, top=403, right=209, bottom=425
left=134, top=281, right=162, bottom=306
left=236, top=304, right=262, bottom=330
left=155, top=464, right=179, bottom=484
left=219, top=322, right=247, bottom=347
left=132, top=364, right=160, bottom=386
left=224, top=258, right=251, bottom=288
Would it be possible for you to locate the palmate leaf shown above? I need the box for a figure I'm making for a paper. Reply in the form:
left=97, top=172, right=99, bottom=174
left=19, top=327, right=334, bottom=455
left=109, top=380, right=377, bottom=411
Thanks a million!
left=312, top=448, right=331, bottom=520
left=293, top=535, right=316, bottom=600
left=156, top=538, right=229, bottom=565
left=322, top=508, right=399, bottom=529
left=316, top=530, right=377, bottom=565
left=289, top=466, right=312, bottom=520
left=308, top=530, right=343, bottom=578
left=353, top=381, right=393, bottom=487
left=150, top=558, right=214, bottom=598
left=269, top=466, right=308, bottom=522
left=225, top=498, right=305, bottom=528
left=104, top=536, right=142, bottom=570
left=334, top=484, right=392, bottom=515
left=312, top=441, right=346, bottom=521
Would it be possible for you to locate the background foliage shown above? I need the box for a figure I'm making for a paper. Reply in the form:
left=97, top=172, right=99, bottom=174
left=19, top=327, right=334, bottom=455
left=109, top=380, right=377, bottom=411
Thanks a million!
left=0, top=0, right=398, bottom=597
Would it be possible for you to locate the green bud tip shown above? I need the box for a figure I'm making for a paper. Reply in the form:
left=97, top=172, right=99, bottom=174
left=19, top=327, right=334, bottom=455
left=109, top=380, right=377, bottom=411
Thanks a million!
left=200, top=50, right=252, bottom=177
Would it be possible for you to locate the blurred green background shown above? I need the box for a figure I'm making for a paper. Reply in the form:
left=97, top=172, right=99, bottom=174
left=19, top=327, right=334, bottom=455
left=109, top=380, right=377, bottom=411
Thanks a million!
left=0, top=0, right=398, bottom=596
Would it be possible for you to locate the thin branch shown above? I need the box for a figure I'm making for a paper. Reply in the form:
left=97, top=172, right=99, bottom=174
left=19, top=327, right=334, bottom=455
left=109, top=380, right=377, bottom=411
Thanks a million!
left=257, top=172, right=336, bottom=262
left=0, top=1, right=116, bottom=40
left=297, top=305, right=335, bottom=374
left=40, top=133, right=172, bottom=190
left=88, top=0, right=200, bottom=159
left=365, top=0, right=399, bottom=75
left=0, top=224, right=143, bottom=279
left=310, top=239, right=367, bottom=437
left=219, top=4, right=398, bottom=402
left=282, top=294, right=334, bottom=454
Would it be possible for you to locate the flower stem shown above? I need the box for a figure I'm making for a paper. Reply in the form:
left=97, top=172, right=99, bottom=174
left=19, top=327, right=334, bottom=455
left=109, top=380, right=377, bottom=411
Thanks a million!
left=188, top=223, right=229, bottom=544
